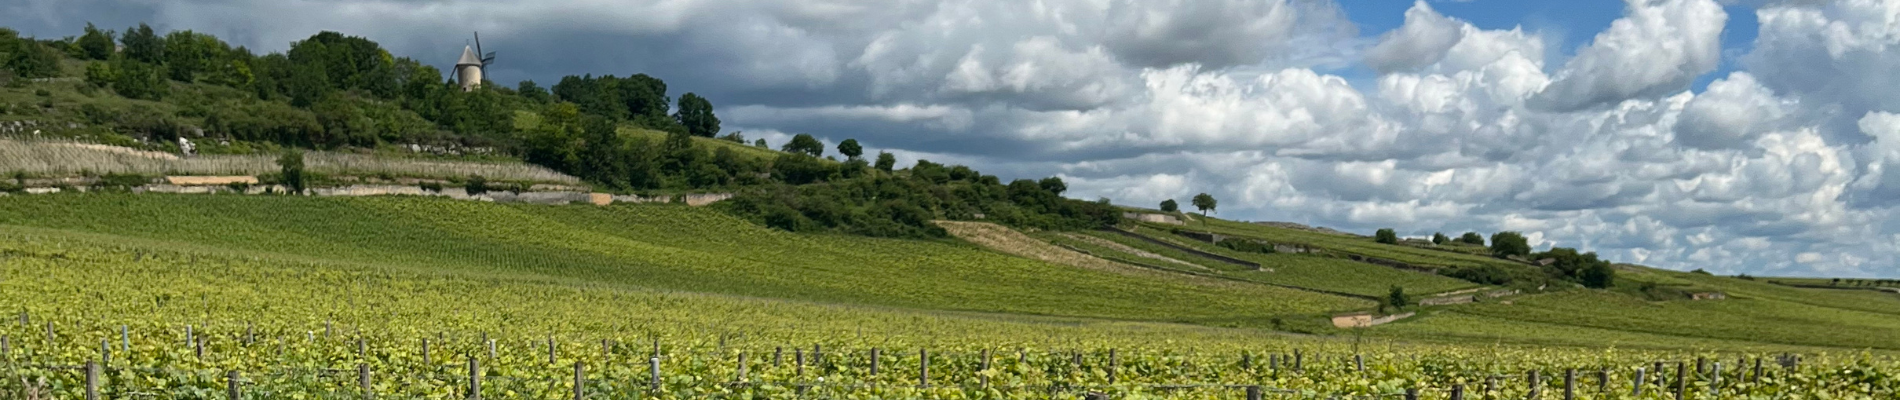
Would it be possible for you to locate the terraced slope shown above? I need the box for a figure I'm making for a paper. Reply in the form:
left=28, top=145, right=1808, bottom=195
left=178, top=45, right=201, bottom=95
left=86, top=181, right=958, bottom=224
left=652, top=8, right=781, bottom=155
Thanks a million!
left=0, top=194, right=1368, bottom=326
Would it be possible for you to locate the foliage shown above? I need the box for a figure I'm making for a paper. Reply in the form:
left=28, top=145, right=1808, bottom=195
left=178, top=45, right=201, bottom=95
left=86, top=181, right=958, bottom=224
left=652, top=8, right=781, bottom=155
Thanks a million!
left=1038, top=176, right=1067, bottom=196
left=277, top=150, right=306, bottom=194
left=1160, top=199, right=1179, bottom=213
left=465, top=175, right=487, bottom=195
left=111, top=59, right=170, bottom=100
left=3, top=41, right=60, bottom=79
left=837, top=138, right=863, bottom=160
left=1375, top=228, right=1398, bottom=244
left=1458, top=232, right=1484, bottom=246
left=874, top=151, right=895, bottom=172
left=1191, top=193, right=1217, bottom=221
left=1216, top=238, right=1274, bottom=254
left=1489, top=231, right=1530, bottom=258
left=120, top=23, right=166, bottom=64
left=1387, top=285, right=1409, bottom=309
left=781, top=133, right=824, bottom=157
left=77, top=23, right=115, bottom=60
left=1432, top=232, right=1448, bottom=245
left=674, top=92, right=719, bottom=137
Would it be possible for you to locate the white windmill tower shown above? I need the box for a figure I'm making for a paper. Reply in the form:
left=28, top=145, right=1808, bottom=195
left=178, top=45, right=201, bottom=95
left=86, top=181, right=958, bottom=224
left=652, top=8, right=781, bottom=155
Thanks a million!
left=455, top=32, right=496, bottom=91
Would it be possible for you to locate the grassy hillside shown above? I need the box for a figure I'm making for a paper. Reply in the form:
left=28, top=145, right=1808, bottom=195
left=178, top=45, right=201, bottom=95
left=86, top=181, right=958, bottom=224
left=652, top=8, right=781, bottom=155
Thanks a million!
left=1158, top=218, right=1529, bottom=271
left=0, top=194, right=1368, bottom=326
left=1064, top=227, right=1480, bottom=297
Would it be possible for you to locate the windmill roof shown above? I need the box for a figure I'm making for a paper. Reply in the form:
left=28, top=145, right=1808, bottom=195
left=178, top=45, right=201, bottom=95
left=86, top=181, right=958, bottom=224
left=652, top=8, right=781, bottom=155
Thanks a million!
left=456, top=45, right=482, bottom=67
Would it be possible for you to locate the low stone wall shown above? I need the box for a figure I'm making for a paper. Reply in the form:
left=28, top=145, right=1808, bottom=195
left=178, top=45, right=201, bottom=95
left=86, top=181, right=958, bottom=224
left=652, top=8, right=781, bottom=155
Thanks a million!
left=1418, top=295, right=1475, bottom=306
left=1331, top=312, right=1416, bottom=328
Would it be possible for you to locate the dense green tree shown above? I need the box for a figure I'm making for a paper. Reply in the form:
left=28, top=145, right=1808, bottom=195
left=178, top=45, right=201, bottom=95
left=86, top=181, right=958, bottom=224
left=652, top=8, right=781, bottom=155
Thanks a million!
left=120, top=24, right=164, bottom=64
left=516, top=80, right=550, bottom=104
left=522, top=102, right=585, bottom=172
left=874, top=152, right=896, bottom=172
left=1160, top=199, right=1178, bottom=212
left=77, top=23, right=115, bottom=60
left=311, top=94, right=371, bottom=147
left=112, top=60, right=170, bottom=100
left=1387, top=285, right=1409, bottom=309
left=284, top=61, right=331, bottom=107
left=4, top=41, right=61, bottom=79
left=1375, top=228, right=1398, bottom=244
left=163, top=30, right=223, bottom=82
left=1191, top=193, right=1217, bottom=221
left=84, top=61, right=115, bottom=87
left=1459, top=232, right=1484, bottom=245
left=1490, top=231, right=1531, bottom=258
left=674, top=92, right=719, bottom=137
left=1580, top=263, right=1616, bottom=289
left=782, top=133, right=824, bottom=157
left=837, top=139, right=863, bottom=160
left=754, top=138, right=768, bottom=148
left=579, top=115, right=625, bottom=188
left=277, top=150, right=306, bottom=194
left=1432, top=232, right=1449, bottom=245
left=1038, top=176, right=1067, bottom=196
left=620, top=73, right=669, bottom=118
left=286, top=31, right=397, bottom=97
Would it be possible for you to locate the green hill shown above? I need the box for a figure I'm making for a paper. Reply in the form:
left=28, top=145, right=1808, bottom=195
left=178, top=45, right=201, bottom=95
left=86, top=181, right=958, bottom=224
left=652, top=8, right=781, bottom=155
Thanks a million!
left=0, top=194, right=1367, bottom=326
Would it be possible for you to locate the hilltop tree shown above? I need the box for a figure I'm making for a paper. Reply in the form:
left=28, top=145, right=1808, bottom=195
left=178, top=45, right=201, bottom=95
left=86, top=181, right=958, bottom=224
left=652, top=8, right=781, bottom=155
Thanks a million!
left=77, top=23, right=115, bottom=60
left=674, top=92, right=719, bottom=137
left=120, top=23, right=165, bottom=64
left=837, top=139, right=863, bottom=160
left=1039, top=176, right=1067, bottom=196
left=1459, top=232, right=1484, bottom=246
left=1191, top=193, right=1217, bottom=223
left=1432, top=232, right=1449, bottom=245
left=754, top=138, right=768, bottom=148
left=874, top=152, right=896, bottom=172
left=1375, top=228, right=1399, bottom=244
left=782, top=134, right=824, bottom=157
left=1490, top=231, right=1531, bottom=258
left=1160, top=199, right=1179, bottom=213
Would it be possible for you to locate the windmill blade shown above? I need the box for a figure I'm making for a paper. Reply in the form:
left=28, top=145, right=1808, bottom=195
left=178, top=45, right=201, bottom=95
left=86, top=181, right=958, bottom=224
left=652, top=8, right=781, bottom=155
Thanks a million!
left=473, top=31, right=483, bottom=57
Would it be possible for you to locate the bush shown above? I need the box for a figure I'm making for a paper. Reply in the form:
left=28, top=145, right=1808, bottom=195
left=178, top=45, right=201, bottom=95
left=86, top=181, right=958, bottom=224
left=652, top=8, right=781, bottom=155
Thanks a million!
left=1444, top=265, right=1515, bottom=286
left=465, top=175, right=488, bottom=195
left=277, top=151, right=306, bottom=194
left=1580, top=263, right=1616, bottom=289
left=92, top=173, right=150, bottom=190
left=1375, top=228, right=1398, bottom=244
left=33, top=89, right=50, bottom=97
left=420, top=182, right=443, bottom=192
left=1217, top=238, right=1274, bottom=254
left=1490, top=231, right=1530, bottom=258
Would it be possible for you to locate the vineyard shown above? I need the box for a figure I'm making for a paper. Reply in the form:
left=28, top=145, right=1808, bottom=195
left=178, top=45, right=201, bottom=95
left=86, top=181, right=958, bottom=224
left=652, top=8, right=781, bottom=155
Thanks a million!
left=0, top=231, right=1895, bottom=399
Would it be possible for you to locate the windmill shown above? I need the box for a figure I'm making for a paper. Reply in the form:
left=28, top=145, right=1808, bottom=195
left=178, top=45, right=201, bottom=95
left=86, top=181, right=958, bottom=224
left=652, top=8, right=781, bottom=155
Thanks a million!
left=454, top=32, right=497, bottom=91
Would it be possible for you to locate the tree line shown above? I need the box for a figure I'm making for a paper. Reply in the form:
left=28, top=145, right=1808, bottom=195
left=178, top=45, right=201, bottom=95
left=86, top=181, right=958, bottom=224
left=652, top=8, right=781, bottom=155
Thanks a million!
left=0, top=23, right=1119, bottom=238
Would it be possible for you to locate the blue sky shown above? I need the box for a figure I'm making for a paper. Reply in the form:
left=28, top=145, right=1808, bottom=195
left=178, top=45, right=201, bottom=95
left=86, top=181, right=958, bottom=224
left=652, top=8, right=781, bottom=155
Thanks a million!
left=5, top=0, right=1900, bottom=278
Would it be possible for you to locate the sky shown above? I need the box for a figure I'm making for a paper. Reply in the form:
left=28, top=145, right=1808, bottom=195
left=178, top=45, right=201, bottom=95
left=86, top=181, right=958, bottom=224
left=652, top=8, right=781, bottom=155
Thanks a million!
left=5, top=0, right=1900, bottom=278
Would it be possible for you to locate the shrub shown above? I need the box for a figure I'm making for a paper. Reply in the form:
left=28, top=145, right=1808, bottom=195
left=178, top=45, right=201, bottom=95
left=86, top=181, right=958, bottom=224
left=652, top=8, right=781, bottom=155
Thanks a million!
left=277, top=151, right=306, bottom=194
left=420, top=182, right=443, bottom=192
left=1375, top=228, right=1398, bottom=244
left=1489, top=231, right=1530, bottom=258
left=465, top=175, right=488, bottom=195
left=1217, top=238, right=1274, bottom=254
left=34, top=89, right=50, bottom=97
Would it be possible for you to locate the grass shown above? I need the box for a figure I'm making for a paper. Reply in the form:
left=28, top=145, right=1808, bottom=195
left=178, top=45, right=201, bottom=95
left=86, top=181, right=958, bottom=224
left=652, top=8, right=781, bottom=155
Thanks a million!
left=1157, top=218, right=1531, bottom=271
left=1060, top=227, right=1479, bottom=298
left=0, top=194, right=1368, bottom=327
left=0, top=138, right=581, bottom=184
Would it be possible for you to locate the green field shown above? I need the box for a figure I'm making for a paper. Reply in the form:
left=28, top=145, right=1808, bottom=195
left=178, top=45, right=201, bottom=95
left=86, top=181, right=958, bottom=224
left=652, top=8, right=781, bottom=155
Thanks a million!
left=0, top=194, right=1896, bottom=397
left=1084, top=226, right=1480, bottom=297
left=0, top=194, right=1368, bottom=325
left=1154, top=219, right=1530, bottom=271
